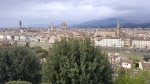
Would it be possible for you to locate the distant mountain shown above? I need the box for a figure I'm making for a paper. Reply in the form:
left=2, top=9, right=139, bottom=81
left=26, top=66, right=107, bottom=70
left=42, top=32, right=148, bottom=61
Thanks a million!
left=119, top=23, right=150, bottom=28
left=73, top=18, right=150, bottom=28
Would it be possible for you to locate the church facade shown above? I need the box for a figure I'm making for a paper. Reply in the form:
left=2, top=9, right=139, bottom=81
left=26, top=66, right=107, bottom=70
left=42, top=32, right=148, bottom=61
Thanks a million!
left=95, top=21, right=121, bottom=37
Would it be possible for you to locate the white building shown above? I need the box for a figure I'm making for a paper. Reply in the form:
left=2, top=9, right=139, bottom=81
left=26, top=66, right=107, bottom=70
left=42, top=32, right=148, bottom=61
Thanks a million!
left=0, top=34, right=4, bottom=40
left=40, top=36, right=47, bottom=43
left=14, top=35, right=19, bottom=41
left=132, top=38, right=150, bottom=49
left=20, top=35, right=26, bottom=41
left=48, top=36, right=57, bottom=43
left=30, top=36, right=37, bottom=42
left=121, top=62, right=132, bottom=69
left=108, top=53, right=121, bottom=64
left=95, top=37, right=123, bottom=47
left=6, top=35, right=12, bottom=40
left=121, top=58, right=132, bottom=69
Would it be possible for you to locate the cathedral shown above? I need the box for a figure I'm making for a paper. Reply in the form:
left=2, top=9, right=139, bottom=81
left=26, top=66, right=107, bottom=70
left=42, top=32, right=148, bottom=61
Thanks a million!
left=95, top=21, right=121, bottom=37
left=61, top=22, right=67, bottom=29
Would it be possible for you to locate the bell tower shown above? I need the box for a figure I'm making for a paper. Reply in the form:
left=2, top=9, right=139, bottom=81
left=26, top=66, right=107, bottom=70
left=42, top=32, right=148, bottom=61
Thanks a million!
left=19, top=20, right=22, bottom=28
left=116, top=20, right=121, bottom=37
left=50, top=23, right=54, bottom=31
left=48, top=23, right=54, bottom=31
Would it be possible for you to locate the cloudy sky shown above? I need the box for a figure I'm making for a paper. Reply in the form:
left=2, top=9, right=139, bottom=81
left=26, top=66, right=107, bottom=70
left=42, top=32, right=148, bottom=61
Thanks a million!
left=0, top=0, right=150, bottom=27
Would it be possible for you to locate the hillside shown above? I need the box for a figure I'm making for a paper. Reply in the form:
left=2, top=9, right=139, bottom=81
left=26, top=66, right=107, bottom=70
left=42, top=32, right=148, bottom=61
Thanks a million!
left=73, top=18, right=150, bottom=28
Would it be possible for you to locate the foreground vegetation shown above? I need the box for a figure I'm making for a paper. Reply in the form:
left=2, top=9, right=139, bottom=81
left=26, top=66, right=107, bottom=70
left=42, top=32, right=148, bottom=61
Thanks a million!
left=114, top=69, right=150, bottom=84
left=0, top=47, right=41, bottom=84
left=0, top=38, right=150, bottom=84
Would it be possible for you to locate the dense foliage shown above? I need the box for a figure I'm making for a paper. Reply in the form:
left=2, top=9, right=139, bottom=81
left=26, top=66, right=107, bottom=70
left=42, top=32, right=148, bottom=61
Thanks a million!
left=6, top=81, right=31, bottom=84
left=0, top=47, right=41, bottom=84
left=32, top=46, right=48, bottom=59
left=42, top=38, right=113, bottom=84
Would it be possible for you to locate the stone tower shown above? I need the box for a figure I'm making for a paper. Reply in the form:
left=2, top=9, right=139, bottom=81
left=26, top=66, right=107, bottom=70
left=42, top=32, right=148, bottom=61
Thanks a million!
left=48, top=23, right=54, bottom=31
left=50, top=23, right=54, bottom=31
left=19, top=21, right=22, bottom=28
left=116, top=20, right=121, bottom=37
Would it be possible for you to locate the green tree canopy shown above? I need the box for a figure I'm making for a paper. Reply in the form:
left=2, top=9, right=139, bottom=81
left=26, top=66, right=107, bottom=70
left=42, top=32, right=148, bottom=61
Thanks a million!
left=42, top=38, right=113, bottom=84
left=0, top=46, right=41, bottom=84
left=143, top=55, right=150, bottom=62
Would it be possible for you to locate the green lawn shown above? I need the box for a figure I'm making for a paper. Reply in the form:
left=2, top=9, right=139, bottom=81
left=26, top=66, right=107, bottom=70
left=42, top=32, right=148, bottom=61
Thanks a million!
left=17, top=42, right=52, bottom=50
left=102, top=49, right=148, bottom=62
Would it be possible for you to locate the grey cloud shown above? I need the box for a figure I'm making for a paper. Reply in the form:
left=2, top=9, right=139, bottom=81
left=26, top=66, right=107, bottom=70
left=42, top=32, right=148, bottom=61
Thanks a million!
left=0, top=0, right=150, bottom=27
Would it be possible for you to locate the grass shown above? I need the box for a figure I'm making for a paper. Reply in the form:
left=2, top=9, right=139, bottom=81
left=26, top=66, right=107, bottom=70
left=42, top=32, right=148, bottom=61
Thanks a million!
left=119, top=52, right=143, bottom=62
left=102, top=49, right=147, bottom=62
left=17, top=42, right=52, bottom=50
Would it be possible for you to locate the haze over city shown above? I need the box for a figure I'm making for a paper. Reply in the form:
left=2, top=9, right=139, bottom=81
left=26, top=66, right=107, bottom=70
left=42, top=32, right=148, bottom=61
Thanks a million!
left=0, top=0, right=150, bottom=27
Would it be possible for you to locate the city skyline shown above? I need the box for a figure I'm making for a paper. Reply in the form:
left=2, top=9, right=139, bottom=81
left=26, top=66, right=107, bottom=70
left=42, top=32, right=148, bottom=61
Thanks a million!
left=0, top=0, right=150, bottom=27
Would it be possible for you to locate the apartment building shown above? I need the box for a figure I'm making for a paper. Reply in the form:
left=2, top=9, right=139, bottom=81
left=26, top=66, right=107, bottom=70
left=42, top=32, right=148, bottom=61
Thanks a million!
left=95, top=37, right=123, bottom=47
left=132, top=38, right=150, bottom=49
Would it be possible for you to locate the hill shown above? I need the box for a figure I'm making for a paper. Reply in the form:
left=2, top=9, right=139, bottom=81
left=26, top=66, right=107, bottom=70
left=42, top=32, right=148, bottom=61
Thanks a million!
left=73, top=18, right=150, bottom=28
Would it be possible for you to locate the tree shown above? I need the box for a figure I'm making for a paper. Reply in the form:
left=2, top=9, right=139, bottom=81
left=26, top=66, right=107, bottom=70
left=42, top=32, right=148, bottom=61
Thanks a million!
left=42, top=38, right=113, bottom=84
left=143, top=55, right=150, bottom=62
left=32, top=46, right=48, bottom=59
left=25, top=41, right=30, bottom=47
left=0, top=46, right=41, bottom=84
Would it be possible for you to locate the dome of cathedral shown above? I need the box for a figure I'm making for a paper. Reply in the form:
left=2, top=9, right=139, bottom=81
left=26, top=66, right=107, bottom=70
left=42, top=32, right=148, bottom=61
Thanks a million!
left=61, top=22, right=67, bottom=29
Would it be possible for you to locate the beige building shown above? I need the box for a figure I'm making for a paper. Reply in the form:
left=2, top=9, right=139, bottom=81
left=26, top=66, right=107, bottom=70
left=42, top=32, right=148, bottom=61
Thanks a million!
left=123, top=38, right=132, bottom=47
left=95, top=21, right=121, bottom=37
left=95, top=30, right=117, bottom=37
left=139, top=60, right=150, bottom=70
